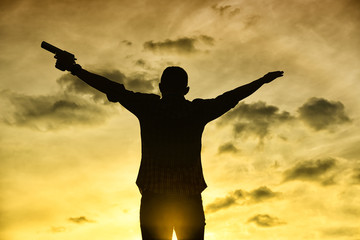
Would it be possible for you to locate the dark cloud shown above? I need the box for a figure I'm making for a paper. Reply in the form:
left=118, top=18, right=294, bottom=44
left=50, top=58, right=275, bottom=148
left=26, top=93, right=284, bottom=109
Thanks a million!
left=3, top=67, right=158, bottom=131
left=218, top=142, right=239, bottom=154
left=218, top=98, right=351, bottom=145
left=211, top=3, right=260, bottom=28
left=100, top=69, right=127, bottom=83
left=199, top=35, right=215, bottom=45
left=206, top=186, right=280, bottom=213
left=135, top=59, right=146, bottom=67
left=247, top=214, right=286, bottom=227
left=143, top=35, right=214, bottom=54
left=219, top=101, right=294, bottom=141
left=283, top=158, right=337, bottom=183
left=144, top=37, right=197, bottom=54
left=68, top=216, right=94, bottom=224
left=121, top=40, right=132, bottom=46
left=57, top=74, right=107, bottom=103
left=211, top=4, right=240, bottom=17
left=124, top=73, right=158, bottom=93
left=2, top=90, right=110, bottom=131
left=248, top=186, right=281, bottom=203
left=298, top=97, right=351, bottom=131
left=99, top=69, right=158, bottom=93
left=205, top=189, right=244, bottom=213
left=244, top=15, right=261, bottom=28
left=321, top=176, right=337, bottom=186
left=212, top=4, right=231, bottom=15
left=322, top=226, right=360, bottom=237
left=204, top=195, right=237, bottom=213
left=57, top=69, right=157, bottom=100
left=351, top=168, right=360, bottom=184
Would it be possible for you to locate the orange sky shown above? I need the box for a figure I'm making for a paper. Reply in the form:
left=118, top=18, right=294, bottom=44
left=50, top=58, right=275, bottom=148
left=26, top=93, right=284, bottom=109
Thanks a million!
left=1, top=0, right=360, bottom=239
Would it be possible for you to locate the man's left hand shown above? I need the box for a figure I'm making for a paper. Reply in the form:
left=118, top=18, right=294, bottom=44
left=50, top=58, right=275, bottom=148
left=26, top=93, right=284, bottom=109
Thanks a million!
left=262, top=71, right=284, bottom=83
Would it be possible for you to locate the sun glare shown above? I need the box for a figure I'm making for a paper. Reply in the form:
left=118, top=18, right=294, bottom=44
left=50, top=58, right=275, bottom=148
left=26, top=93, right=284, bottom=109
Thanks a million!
left=172, top=230, right=178, bottom=240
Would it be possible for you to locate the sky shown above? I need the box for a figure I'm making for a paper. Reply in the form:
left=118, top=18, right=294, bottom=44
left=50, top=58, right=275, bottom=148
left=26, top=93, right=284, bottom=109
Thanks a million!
left=0, top=0, right=359, bottom=239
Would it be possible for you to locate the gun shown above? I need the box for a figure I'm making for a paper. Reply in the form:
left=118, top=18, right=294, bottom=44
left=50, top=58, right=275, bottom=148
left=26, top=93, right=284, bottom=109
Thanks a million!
left=41, top=41, right=76, bottom=71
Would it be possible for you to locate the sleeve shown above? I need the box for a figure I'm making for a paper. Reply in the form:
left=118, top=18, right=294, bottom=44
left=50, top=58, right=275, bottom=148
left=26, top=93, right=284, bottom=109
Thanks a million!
left=106, top=82, right=160, bottom=117
left=193, top=79, right=265, bottom=123
left=193, top=91, right=241, bottom=123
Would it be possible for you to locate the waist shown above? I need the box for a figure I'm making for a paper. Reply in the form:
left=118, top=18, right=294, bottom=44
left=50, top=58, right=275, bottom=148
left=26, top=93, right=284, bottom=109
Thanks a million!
left=141, top=190, right=202, bottom=200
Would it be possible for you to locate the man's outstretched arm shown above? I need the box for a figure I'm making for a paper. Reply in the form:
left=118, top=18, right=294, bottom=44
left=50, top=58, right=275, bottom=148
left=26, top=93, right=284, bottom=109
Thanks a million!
left=54, top=55, right=125, bottom=102
left=221, top=71, right=284, bottom=102
left=73, top=67, right=125, bottom=101
left=199, top=71, right=284, bottom=122
left=53, top=55, right=159, bottom=115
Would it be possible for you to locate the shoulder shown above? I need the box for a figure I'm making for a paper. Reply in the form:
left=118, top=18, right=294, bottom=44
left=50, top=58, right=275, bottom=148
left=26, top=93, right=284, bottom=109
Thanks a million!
left=146, top=93, right=161, bottom=100
left=133, top=92, right=160, bottom=100
left=190, top=96, right=235, bottom=123
left=191, top=98, right=215, bottom=106
left=139, top=93, right=161, bottom=107
left=119, top=91, right=160, bottom=114
left=122, top=91, right=160, bottom=102
left=190, top=98, right=217, bottom=113
left=191, top=98, right=208, bottom=104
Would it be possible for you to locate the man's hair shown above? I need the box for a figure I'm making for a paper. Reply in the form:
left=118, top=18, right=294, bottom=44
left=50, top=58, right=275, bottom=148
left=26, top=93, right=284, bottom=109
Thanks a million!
left=160, top=66, right=188, bottom=92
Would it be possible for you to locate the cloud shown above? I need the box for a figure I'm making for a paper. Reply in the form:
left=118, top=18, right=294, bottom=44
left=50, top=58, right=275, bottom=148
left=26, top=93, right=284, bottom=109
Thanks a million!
left=322, top=226, right=360, bottom=237
left=1, top=90, right=111, bottom=131
left=298, top=97, right=351, bottom=131
left=3, top=66, right=161, bottom=131
left=248, top=186, right=281, bottom=203
left=351, top=168, right=360, bottom=184
left=121, top=40, right=132, bottom=46
left=211, top=3, right=260, bottom=27
left=135, top=59, right=146, bottom=67
left=211, top=4, right=240, bottom=17
left=247, top=214, right=286, bottom=227
left=199, top=35, right=215, bottom=45
left=57, top=69, right=157, bottom=98
left=144, top=37, right=196, bottom=54
left=143, top=35, right=214, bottom=54
left=217, top=98, right=351, bottom=145
left=68, top=216, right=94, bottom=224
left=219, top=101, right=294, bottom=141
left=124, top=73, right=158, bottom=93
left=243, top=15, right=261, bottom=28
left=50, top=226, right=66, bottom=233
left=100, top=69, right=158, bottom=93
left=205, top=186, right=280, bottom=213
left=205, top=189, right=245, bottom=213
left=218, top=142, right=239, bottom=154
left=2, top=66, right=159, bottom=131
left=283, top=158, right=337, bottom=183
left=57, top=74, right=108, bottom=103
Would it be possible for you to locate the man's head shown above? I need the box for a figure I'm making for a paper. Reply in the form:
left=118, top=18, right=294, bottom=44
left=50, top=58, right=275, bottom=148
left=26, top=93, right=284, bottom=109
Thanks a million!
left=159, top=66, right=189, bottom=97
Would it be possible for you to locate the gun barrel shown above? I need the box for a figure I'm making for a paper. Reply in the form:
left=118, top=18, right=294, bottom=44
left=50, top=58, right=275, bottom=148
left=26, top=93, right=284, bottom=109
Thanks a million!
left=41, top=41, right=62, bottom=54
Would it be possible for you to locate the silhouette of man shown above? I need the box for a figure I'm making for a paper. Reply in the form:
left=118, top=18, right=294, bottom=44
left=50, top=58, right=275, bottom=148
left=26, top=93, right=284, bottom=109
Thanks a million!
left=55, top=57, right=283, bottom=240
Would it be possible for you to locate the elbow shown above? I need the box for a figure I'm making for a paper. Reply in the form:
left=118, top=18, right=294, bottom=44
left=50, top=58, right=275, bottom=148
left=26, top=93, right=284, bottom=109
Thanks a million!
left=106, top=83, right=126, bottom=102
left=106, top=93, right=119, bottom=102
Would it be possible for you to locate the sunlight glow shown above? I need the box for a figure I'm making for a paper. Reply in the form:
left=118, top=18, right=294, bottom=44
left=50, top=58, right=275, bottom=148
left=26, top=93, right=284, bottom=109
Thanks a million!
left=172, top=230, right=178, bottom=240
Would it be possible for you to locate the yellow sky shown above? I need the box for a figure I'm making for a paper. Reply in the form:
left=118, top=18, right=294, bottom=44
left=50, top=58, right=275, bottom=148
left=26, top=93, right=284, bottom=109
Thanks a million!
left=1, top=0, right=360, bottom=239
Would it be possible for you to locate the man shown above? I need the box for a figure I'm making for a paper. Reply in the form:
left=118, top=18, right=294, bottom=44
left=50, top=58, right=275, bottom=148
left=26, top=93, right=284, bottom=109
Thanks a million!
left=54, top=56, right=283, bottom=240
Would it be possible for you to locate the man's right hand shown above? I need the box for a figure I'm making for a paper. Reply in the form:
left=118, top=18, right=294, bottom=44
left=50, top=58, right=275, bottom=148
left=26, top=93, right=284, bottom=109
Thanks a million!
left=55, top=51, right=76, bottom=71
left=262, top=71, right=284, bottom=83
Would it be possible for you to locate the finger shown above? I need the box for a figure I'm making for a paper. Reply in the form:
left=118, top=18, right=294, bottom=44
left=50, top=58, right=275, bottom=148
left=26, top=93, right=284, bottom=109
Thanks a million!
left=277, top=71, right=284, bottom=76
